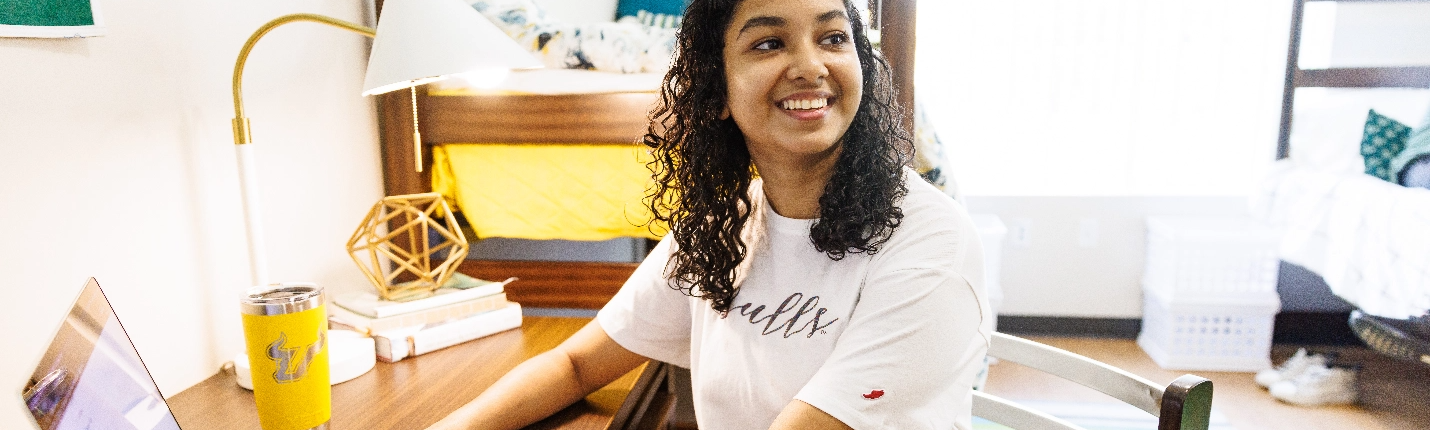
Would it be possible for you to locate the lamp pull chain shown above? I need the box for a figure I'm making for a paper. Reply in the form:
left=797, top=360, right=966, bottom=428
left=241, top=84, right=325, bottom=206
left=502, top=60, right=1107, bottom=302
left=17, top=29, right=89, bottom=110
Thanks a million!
left=411, top=86, right=424, bottom=173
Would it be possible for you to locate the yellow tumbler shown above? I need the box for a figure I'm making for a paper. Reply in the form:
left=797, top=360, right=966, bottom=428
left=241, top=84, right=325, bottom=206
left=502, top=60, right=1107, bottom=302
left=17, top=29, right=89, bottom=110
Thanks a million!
left=241, top=283, right=331, bottom=430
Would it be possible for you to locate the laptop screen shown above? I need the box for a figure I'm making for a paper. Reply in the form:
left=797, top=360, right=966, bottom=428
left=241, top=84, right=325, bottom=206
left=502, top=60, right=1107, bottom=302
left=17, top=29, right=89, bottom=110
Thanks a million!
left=22, top=278, right=182, bottom=430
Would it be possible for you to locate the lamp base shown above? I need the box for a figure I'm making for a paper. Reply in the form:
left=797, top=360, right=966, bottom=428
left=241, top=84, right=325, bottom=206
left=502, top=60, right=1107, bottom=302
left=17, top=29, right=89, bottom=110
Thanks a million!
left=233, top=330, right=376, bottom=389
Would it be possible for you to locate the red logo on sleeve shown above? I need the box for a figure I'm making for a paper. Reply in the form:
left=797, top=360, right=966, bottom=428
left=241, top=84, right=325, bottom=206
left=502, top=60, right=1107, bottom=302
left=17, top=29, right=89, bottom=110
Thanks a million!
left=862, top=389, right=884, bottom=400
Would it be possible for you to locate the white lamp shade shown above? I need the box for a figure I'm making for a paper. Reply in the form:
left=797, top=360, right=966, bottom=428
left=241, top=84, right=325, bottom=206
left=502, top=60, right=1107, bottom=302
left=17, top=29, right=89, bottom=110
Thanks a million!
left=361, top=0, right=541, bottom=96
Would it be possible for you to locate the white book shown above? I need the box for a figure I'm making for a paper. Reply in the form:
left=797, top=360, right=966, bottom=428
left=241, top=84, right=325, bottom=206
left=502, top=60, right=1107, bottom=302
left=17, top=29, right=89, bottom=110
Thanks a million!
left=334, top=277, right=514, bottom=319
left=374, top=302, right=523, bottom=362
left=328, top=292, right=509, bottom=335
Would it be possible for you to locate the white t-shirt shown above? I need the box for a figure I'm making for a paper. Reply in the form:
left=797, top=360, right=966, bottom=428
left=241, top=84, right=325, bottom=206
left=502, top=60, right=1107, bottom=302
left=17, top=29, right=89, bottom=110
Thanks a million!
left=597, top=170, right=991, bottom=430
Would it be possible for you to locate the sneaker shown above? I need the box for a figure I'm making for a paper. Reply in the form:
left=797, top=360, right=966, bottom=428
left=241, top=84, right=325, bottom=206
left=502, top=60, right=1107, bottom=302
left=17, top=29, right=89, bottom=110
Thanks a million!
left=1255, top=348, right=1331, bottom=388
left=1406, top=312, right=1430, bottom=339
left=1269, top=364, right=1358, bottom=406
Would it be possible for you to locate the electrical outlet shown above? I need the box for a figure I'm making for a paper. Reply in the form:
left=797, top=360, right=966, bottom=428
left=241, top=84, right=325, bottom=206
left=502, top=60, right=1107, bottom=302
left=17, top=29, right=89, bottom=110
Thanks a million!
left=1009, top=218, right=1032, bottom=248
left=1078, top=218, right=1099, bottom=248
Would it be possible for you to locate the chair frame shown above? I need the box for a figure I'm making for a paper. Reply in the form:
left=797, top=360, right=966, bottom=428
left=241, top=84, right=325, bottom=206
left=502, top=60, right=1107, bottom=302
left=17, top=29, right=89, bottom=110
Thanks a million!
left=973, top=332, right=1214, bottom=430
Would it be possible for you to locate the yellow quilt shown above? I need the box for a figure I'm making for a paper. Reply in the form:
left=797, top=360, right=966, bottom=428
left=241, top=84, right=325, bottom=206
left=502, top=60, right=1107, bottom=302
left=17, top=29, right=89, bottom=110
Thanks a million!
left=432, top=144, right=666, bottom=241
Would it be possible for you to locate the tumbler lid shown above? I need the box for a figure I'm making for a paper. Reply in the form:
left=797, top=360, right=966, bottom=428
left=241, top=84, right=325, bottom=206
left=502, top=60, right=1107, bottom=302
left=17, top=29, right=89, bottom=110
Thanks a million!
left=241, top=282, right=324, bottom=316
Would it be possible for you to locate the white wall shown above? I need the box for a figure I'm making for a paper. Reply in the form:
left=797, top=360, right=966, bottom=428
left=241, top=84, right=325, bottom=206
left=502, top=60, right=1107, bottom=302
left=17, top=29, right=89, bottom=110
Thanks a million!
left=967, top=197, right=1250, bottom=318
left=0, top=0, right=383, bottom=427
left=1330, top=2, right=1430, bottom=68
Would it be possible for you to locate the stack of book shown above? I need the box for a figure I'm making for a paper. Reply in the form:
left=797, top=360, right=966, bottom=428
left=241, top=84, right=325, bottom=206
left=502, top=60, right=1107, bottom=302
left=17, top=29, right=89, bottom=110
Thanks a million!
left=329, top=274, right=521, bottom=362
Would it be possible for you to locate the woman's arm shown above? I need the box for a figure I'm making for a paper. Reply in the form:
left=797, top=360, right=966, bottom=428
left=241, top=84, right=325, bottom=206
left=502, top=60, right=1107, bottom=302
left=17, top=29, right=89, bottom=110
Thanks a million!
left=426, top=320, right=649, bottom=430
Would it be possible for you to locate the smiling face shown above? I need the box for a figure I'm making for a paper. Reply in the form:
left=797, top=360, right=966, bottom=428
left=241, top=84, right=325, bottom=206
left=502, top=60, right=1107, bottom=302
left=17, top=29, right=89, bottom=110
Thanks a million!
left=722, top=0, right=863, bottom=170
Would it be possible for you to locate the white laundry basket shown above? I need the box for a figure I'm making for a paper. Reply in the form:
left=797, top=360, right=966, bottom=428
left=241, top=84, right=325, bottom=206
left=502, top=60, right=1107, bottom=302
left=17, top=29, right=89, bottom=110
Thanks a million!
left=1137, top=290, right=1280, bottom=372
left=1139, top=216, right=1283, bottom=371
left=1143, top=216, right=1281, bottom=301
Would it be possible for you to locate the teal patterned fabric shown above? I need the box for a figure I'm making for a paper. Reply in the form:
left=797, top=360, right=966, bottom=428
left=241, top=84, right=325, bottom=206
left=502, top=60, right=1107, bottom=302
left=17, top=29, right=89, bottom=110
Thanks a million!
left=620, top=9, right=683, bottom=29
left=1361, top=109, right=1412, bottom=182
left=616, top=0, right=689, bottom=28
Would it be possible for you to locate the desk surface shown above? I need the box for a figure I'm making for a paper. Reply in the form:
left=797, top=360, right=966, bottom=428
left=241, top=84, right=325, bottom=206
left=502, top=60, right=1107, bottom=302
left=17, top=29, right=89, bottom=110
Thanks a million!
left=168, top=316, right=666, bottom=430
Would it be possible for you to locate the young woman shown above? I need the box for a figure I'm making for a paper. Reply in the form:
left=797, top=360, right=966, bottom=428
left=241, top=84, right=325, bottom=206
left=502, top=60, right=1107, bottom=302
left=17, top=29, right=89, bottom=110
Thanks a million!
left=428, top=0, right=990, bottom=428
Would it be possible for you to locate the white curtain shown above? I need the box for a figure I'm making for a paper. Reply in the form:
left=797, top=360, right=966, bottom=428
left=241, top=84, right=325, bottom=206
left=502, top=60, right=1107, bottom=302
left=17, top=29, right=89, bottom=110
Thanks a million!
left=917, top=0, right=1293, bottom=196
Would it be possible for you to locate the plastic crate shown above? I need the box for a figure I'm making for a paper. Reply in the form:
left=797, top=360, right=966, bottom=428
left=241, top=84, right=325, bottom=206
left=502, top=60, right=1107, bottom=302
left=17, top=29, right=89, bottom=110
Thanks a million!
left=1137, top=290, right=1280, bottom=372
left=1143, top=216, right=1281, bottom=302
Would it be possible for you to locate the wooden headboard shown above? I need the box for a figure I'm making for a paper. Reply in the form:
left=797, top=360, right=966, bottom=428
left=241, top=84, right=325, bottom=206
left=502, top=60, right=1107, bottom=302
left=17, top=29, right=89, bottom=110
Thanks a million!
left=374, top=0, right=918, bottom=309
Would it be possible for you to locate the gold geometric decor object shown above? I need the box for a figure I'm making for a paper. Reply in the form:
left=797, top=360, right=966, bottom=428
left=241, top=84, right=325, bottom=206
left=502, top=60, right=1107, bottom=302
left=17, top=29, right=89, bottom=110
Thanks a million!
left=347, top=193, right=469, bottom=301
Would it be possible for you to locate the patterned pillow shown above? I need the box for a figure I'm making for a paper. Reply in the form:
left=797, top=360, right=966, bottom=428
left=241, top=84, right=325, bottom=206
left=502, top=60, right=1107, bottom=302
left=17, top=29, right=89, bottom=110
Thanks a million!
left=616, top=0, right=688, bottom=28
left=1360, top=109, right=1412, bottom=181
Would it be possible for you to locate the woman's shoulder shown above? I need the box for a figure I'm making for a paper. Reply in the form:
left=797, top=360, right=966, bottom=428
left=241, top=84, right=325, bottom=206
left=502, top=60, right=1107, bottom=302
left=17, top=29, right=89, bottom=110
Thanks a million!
left=896, top=170, right=975, bottom=237
left=871, top=171, right=981, bottom=269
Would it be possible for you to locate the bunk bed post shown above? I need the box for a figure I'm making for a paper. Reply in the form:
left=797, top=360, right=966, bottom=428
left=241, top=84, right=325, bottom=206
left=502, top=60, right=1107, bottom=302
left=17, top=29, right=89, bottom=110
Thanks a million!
left=1277, top=0, right=1308, bottom=161
left=878, top=0, right=917, bottom=137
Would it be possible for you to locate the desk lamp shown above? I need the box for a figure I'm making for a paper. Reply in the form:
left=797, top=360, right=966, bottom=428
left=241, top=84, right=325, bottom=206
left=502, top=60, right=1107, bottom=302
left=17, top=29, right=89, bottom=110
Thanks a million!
left=226, top=0, right=539, bottom=388
left=230, top=0, right=538, bottom=287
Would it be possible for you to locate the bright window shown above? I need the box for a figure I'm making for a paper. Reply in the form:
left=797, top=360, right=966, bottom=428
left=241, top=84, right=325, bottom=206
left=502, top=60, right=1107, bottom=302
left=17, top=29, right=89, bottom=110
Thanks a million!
left=916, top=0, right=1293, bottom=196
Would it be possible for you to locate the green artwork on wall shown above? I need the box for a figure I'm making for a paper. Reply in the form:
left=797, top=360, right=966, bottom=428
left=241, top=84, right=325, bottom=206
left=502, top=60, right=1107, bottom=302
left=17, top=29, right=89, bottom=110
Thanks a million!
left=0, top=0, right=104, bottom=38
left=0, top=0, right=95, bottom=27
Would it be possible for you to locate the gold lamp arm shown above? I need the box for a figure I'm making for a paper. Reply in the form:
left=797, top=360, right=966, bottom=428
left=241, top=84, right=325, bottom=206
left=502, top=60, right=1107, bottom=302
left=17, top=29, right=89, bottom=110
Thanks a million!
left=230, top=13, right=376, bottom=145
left=228, top=13, right=376, bottom=287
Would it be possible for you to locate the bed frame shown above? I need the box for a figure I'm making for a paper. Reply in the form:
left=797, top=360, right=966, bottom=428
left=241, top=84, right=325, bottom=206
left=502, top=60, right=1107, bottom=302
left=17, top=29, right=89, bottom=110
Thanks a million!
left=373, top=0, right=918, bottom=309
left=1276, top=0, right=1430, bottom=359
left=1276, top=0, right=1430, bottom=160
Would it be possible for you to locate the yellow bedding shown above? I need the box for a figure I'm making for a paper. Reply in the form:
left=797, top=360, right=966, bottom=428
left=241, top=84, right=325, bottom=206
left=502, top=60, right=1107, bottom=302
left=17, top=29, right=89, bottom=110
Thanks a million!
left=432, top=144, right=665, bottom=241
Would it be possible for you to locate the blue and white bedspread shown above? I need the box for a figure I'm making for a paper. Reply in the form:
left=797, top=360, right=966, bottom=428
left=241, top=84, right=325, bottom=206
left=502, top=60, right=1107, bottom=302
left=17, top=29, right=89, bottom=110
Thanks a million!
left=470, top=0, right=676, bottom=74
left=1253, top=160, right=1430, bottom=318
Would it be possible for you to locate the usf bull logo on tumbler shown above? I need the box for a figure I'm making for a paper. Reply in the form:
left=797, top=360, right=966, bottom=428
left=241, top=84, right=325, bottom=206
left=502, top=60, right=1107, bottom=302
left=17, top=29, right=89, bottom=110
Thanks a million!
left=241, top=283, right=331, bottom=430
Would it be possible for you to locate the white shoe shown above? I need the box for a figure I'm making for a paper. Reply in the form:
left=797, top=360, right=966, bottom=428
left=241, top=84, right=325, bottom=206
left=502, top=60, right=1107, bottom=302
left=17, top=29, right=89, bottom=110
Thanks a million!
left=1255, top=348, right=1330, bottom=388
left=1269, top=364, right=1358, bottom=406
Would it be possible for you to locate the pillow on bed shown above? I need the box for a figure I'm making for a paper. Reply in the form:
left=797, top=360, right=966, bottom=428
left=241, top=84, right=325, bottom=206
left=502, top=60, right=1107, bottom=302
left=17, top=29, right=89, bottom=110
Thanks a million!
left=615, top=0, right=688, bottom=28
left=1360, top=109, right=1412, bottom=181
left=1288, top=88, right=1430, bottom=174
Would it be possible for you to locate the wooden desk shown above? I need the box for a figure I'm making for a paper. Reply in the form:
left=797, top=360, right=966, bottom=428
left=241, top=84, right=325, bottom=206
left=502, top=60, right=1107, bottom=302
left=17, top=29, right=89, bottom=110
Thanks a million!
left=168, top=317, right=674, bottom=429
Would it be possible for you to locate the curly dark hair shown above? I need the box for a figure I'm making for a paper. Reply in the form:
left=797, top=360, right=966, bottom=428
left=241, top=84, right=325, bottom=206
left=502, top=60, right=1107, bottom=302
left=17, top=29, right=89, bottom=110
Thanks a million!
left=643, top=0, right=913, bottom=314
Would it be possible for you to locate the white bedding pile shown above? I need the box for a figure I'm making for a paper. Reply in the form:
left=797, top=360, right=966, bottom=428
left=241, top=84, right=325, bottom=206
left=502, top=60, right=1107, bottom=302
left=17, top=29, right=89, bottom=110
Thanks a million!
left=1254, top=160, right=1430, bottom=318
left=432, top=0, right=671, bottom=95
left=1253, top=88, right=1430, bottom=318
